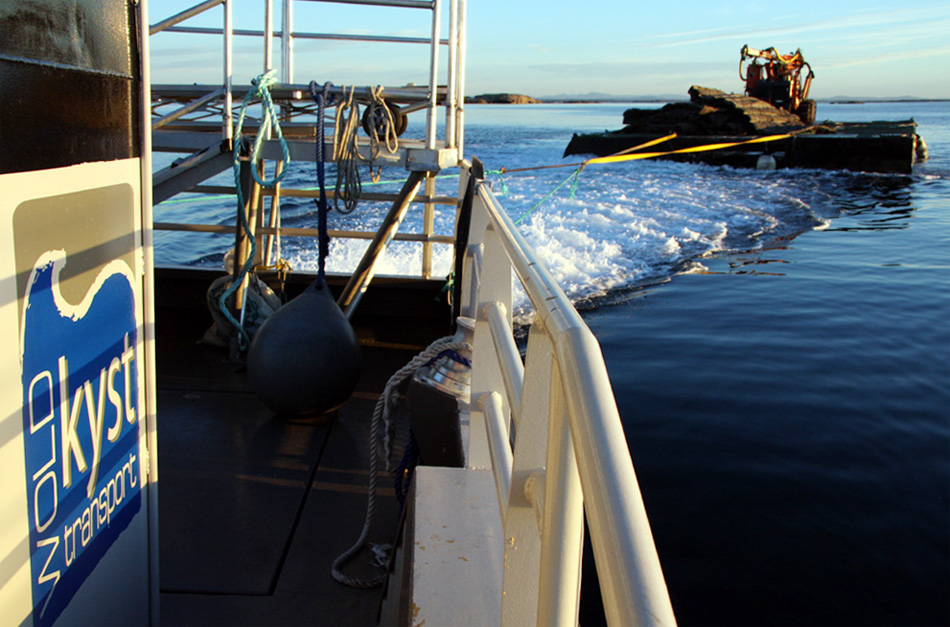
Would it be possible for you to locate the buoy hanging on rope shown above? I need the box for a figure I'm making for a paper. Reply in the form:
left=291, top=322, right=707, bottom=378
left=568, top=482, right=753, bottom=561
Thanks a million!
left=248, top=80, right=360, bottom=416
left=247, top=280, right=361, bottom=416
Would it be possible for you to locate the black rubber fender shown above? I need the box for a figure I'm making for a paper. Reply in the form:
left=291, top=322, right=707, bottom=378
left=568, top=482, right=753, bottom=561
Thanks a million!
left=247, top=280, right=361, bottom=416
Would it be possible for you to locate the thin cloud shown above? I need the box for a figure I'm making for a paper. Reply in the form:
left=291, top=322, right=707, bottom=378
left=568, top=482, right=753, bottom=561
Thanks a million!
left=821, top=45, right=950, bottom=70
left=637, top=5, right=950, bottom=50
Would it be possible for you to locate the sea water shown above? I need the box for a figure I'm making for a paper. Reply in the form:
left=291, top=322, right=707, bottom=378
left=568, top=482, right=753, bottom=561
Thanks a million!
left=153, top=100, right=949, bottom=625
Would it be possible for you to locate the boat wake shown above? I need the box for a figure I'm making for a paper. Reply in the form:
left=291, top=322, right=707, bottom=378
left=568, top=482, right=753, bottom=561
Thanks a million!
left=160, top=119, right=921, bottom=316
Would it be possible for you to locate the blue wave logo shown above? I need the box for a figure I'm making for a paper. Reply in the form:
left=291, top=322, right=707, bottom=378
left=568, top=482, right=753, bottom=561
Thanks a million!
left=20, top=251, right=141, bottom=626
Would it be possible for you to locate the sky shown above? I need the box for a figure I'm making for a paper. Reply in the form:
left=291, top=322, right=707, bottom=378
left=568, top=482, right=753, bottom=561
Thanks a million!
left=148, top=0, right=950, bottom=100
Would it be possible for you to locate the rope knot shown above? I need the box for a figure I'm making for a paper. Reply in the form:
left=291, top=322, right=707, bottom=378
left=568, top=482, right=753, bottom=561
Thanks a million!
left=251, top=69, right=278, bottom=91
left=220, top=70, right=292, bottom=350
left=308, top=80, right=336, bottom=107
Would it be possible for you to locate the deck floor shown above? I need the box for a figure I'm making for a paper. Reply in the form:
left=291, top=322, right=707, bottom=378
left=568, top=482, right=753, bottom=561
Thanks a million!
left=156, top=303, right=420, bottom=626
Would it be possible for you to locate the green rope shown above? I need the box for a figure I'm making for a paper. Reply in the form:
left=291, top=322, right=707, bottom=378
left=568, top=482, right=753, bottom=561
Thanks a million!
left=512, top=166, right=584, bottom=225
left=218, top=69, right=290, bottom=350
left=155, top=193, right=234, bottom=206
left=486, top=169, right=509, bottom=196
left=360, top=171, right=461, bottom=188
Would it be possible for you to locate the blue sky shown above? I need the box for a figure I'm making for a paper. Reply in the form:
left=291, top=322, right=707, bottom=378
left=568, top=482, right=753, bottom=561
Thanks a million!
left=149, top=1, right=950, bottom=99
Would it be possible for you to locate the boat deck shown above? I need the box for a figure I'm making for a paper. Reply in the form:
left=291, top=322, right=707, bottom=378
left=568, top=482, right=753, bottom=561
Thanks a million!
left=154, top=268, right=451, bottom=626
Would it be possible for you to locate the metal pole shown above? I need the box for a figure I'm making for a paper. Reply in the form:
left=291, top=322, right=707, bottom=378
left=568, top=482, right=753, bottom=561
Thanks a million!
left=338, top=172, right=424, bottom=318
left=444, top=0, right=458, bottom=149
left=262, top=1, right=276, bottom=265
left=223, top=0, right=233, bottom=142
left=149, top=0, right=225, bottom=35
left=264, top=0, right=274, bottom=71
left=422, top=172, right=436, bottom=278
left=264, top=160, right=284, bottom=266
left=163, top=25, right=441, bottom=45
left=252, top=161, right=267, bottom=266
left=309, top=0, right=435, bottom=8
left=455, top=0, right=467, bottom=156
left=425, top=0, right=441, bottom=150
left=137, top=2, right=161, bottom=622
left=151, top=88, right=226, bottom=130
left=281, top=0, right=294, bottom=83
left=232, top=145, right=256, bottom=313
left=537, top=376, right=585, bottom=626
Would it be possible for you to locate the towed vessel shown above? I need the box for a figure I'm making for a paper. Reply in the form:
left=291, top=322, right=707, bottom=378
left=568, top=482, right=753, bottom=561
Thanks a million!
left=565, top=46, right=928, bottom=173
left=0, top=1, right=676, bottom=625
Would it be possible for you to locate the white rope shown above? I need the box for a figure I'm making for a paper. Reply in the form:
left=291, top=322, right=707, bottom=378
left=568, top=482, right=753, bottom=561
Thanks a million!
left=368, top=85, right=400, bottom=156
left=331, top=336, right=473, bottom=588
left=333, top=85, right=362, bottom=214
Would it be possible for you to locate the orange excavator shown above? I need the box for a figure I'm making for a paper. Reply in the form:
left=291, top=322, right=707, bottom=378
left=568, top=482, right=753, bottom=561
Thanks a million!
left=740, top=45, right=816, bottom=124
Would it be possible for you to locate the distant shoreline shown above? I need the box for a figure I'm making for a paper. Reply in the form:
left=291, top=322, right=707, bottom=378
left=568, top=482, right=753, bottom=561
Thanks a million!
left=821, top=99, right=950, bottom=104
left=470, top=95, right=950, bottom=105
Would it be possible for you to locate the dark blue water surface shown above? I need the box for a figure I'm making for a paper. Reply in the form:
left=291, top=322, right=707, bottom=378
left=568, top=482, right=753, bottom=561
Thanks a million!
left=580, top=104, right=950, bottom=625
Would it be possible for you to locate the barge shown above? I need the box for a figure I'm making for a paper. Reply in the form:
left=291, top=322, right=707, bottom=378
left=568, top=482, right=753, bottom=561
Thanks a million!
left=564, top=120, right=927, bottom=174
left=565, top=84, right=928, bottom=174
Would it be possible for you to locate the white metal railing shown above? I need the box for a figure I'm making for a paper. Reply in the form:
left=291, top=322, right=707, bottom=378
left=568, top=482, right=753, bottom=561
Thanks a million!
left=460, top=163, right=677, bottom=626
left=149, top=0, right=467, bottom=281
left=149, top=0, right=465, bottom=153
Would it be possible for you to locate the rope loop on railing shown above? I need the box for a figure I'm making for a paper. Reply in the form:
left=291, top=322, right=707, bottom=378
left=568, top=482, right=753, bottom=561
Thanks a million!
left=368, top=85, right=400, bottom=155
left=218, top=69, right=291, bottom=350
left=333, top=85, right=363, bottom=214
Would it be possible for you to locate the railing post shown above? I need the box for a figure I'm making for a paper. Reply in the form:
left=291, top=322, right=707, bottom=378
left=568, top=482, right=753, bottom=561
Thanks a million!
left=538, top=357, right=585, bottom=626
left=264, top=0, right=274, bottom=71
left=460, top=163, right=490, bottom=321
left=281, top=0, right=294, bottom=83
left=556, top=327, right=677, bottom=626
left=422, top=172, right=435, bottom=278
left=263, top=160, right=284, bottom=267
left=470, top=224, right=510, bottom=470
left=444, top=0, right=458, bottom=149
left=467, top=182, right=677, bottom=625
left=223, top=0, right=233, bottom=142
left=455, top=0, right=467, bottom=156
left=499, top=322, right=555, bottom=626
left=425, top=0, right=441, bottom=149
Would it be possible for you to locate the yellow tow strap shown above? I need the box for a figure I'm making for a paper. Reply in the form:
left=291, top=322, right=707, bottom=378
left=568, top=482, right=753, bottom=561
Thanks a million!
left=586, top=133, right=792, bottom=165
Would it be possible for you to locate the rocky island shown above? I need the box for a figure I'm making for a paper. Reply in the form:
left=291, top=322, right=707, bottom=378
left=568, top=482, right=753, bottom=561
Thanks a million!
left=465, top=93, right=539, bottom=104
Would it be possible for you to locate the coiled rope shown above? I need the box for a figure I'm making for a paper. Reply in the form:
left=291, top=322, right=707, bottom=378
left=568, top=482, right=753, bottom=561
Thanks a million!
left=333, top=85, right=363, bottom=214
left=331, top=336, right=473, bottom=588
left=364, top=86, right=400, bottom=183
left=218, top=69, right=290, bottom=349
left=367, top=85, right=400, bottom=156
left=305, top=82, right=402, bottom=216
